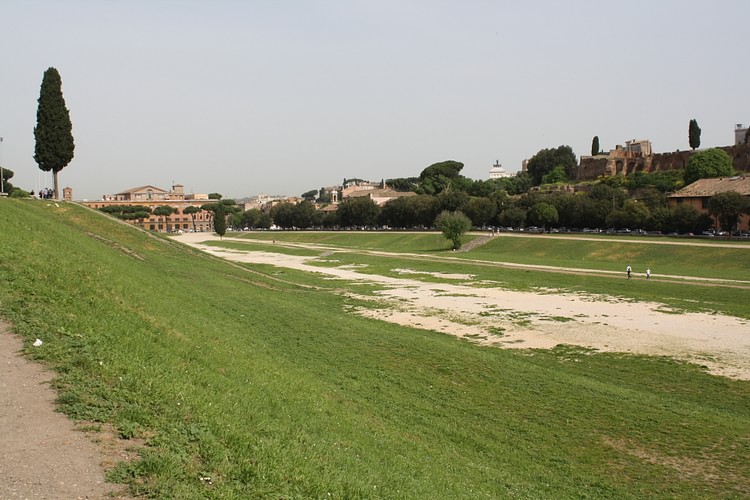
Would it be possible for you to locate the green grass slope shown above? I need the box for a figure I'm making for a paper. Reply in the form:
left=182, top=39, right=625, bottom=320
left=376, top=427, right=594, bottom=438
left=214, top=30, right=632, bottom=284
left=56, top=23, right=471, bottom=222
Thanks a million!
left=0, top=199, right=748, bottom=498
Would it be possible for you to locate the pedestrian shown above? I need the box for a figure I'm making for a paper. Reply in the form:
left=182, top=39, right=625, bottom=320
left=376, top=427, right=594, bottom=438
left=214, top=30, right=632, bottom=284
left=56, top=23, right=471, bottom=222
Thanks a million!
left=626, top=264, right=632, bottom=279
left=646, top=268, right=651, bottom=280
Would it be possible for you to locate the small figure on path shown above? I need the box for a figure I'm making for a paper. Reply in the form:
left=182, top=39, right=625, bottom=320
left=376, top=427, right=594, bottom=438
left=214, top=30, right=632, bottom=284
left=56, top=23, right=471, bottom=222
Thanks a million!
left=626, top=264, right=632, bottom=279
left=646, top=268, right=651, bottom=280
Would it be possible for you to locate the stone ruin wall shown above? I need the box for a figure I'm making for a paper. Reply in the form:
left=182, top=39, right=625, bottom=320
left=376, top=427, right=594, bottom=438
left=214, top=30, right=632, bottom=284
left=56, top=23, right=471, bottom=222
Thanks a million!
left=575, top=144, right=750, bottom=181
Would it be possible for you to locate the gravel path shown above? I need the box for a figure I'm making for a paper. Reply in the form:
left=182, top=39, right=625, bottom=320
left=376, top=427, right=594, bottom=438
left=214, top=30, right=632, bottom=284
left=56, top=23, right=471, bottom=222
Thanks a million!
left=0, top=321, right=132, bottom=500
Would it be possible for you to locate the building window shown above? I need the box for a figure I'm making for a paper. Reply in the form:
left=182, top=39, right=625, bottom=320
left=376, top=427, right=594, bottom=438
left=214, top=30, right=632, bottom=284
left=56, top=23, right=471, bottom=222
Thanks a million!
left=701, top=198, right=709, bottom=210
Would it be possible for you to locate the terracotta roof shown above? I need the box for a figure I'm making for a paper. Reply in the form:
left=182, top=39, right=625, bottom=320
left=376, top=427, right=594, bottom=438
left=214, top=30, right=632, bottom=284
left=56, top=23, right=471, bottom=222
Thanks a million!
left=668, top=176, right=750, bottom=198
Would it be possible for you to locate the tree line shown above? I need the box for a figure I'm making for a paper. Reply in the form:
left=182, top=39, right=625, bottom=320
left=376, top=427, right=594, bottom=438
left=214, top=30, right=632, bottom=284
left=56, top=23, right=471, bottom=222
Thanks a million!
left=236, top=147, right=747, bottom=235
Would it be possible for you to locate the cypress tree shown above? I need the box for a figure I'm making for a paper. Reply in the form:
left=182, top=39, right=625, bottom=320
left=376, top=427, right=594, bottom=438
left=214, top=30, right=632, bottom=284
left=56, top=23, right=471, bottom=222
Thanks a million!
left=213, top=204, right=227, bottom=238
left=591, top=136, right=600, bottom=156
left=34, top=67, right=74, bottom=199
left=688, top=119, right=701, bottom=150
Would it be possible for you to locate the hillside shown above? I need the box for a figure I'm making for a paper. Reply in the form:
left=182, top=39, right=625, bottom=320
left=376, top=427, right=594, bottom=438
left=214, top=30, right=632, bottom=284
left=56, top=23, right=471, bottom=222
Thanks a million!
left=0, top=199, right=748, bottom=498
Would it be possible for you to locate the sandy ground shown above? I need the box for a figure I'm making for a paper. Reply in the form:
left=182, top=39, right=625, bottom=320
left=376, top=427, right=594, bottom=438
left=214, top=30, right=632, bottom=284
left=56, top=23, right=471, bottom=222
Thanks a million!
left=177, top=232, right=750, bottom=380
left=0, top=322, right=133, bottom=499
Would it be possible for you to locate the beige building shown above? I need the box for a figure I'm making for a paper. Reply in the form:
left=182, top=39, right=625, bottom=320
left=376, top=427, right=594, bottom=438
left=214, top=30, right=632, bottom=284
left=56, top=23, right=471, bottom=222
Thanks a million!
left=345, top=187, right=416, bottom=206
left=83, top=184, right=215, bottom=232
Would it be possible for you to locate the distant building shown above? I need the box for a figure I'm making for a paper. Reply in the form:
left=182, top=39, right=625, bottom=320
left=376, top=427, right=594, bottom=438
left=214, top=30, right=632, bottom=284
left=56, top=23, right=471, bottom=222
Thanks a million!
left=83, top=183, right=214, bottom=232
left=667, top=175, right=750, bottom=231
left=608, top=139, right=652, bottom=158
left=62, top=187, right=73, bottom=201
left=735, top=124, right=749, bottom=145
left=345, top=187, right=416, bottom=206
left=489, top=160, right=512, bottom=179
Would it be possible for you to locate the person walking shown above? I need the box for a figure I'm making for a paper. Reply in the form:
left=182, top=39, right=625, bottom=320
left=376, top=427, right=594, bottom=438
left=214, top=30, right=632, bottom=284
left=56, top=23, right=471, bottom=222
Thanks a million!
left=626, top=264, right=632, bottom=279
left=646, top=268, right=651, bottom=280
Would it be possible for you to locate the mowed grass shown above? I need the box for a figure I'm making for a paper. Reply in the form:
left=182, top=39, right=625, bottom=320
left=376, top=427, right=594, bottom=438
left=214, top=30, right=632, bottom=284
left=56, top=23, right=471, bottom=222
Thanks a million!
left=237, top=230, right=458, bottom=253
left=238, top=231, right=750, bottom=281
left=0, top=199, right=748, bottom=498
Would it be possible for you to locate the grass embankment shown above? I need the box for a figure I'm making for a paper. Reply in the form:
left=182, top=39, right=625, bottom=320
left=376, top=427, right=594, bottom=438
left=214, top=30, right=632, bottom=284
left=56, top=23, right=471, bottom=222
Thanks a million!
left=0, top=199, right=749, bottom=498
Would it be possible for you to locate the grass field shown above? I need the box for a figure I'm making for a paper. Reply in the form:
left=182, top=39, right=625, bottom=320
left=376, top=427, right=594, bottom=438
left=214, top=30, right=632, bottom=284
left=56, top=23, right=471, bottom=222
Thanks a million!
left=1, top=199, right=749, bottom=498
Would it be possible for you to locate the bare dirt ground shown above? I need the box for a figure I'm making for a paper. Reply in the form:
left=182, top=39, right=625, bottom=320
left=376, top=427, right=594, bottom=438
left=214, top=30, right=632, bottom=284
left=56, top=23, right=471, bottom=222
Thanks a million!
left=177, top=232, right=750, bottom=380
left=0, top=322, right=133, bottom=500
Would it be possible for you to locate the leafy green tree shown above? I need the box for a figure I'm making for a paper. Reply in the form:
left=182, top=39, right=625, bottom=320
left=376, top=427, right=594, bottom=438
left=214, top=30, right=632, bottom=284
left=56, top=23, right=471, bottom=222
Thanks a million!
left=437, top=190, right=469, bottom=212
left=526, top=145, right=577, bottom=186
left=665, top=204, right=712, bottom=234
left=183, top=205, right=201, bottom=232
left=626, top=170, right=684, bottom=193
left=464, top=197, right=497, bottom=227
left=541, top=165, right=568, bottom=184
left=435, top=210, right=471, bottom=250
left=337, top=197, right=380, bottom=228
left=213, top=204, right=227, bottom=237
left=208, top=193, right=223, bottom=200
left=10, top=189, right=30, bottom=198
left=497, top=206, right=527, bottom=228
left=34, top=67, right=74, bottom=199
left=301, top=189, right=318, bottom=201
left=380, top=197, right=414, bottom=228
left=684, top=148, right=733, bottom=185
left=387, top=177, right=420, bottom=192
left=417, top=160, right=465, bottom=195
left=505, top=172, right=533, bottom=195
left=241, top=208, right=262, bottom=229
left=99, top=205, right=152, bottom=227
left=528, top=202, right=559, bottom=231
left=320, top=211, right=339, bottom=229
left=292, top=200, right=317, bottom=229
left=153, top=205, right=177, bottom=232
left=689, top=118, right=701, bottom=150
left=591, top=136, right=600, bottom=156
left=270, top=202, right=296, bottom=229
left=410, top=195, right=441, bottom=227
left=708, top=191, right=750, bottom=232
left=605, top=200, right=651, bottom=229
left=1, top=167, right=15, bottom=195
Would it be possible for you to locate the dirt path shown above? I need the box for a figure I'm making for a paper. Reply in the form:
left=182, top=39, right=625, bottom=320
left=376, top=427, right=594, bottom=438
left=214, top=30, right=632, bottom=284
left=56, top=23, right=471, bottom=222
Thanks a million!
left=176, top=233, right=750, bottom=380
left=0, top=321, right=132, bottom=499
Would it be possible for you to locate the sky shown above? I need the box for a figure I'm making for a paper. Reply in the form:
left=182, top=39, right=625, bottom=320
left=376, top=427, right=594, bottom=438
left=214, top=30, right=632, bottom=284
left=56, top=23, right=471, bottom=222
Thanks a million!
left=1, top=1, right=749, bottom=201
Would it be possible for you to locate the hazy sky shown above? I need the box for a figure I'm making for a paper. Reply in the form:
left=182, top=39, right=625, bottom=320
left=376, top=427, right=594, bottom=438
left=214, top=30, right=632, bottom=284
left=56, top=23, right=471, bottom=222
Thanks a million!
left=1, top=1, right=749, bottom=201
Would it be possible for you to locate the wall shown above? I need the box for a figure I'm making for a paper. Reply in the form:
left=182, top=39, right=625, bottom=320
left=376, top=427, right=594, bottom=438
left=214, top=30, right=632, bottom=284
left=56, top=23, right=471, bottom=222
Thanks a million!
left=576, top=145, right=750, bottom=181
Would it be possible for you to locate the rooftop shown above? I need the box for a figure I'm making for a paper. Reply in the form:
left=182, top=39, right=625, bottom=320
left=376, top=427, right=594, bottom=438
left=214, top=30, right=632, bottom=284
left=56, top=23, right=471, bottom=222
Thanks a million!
left=669, top=176, right=750, bottom=198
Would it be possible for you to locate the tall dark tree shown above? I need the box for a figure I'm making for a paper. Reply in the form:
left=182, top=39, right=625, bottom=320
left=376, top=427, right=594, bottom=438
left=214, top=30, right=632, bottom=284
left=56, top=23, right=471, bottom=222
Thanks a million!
left=591, top=136, right=600, bottom=156
left=688, top=118, right=701, bottom=150
left=34, top=67, right=74, bottom=200
left=213, top=203, right=227, bottom=237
